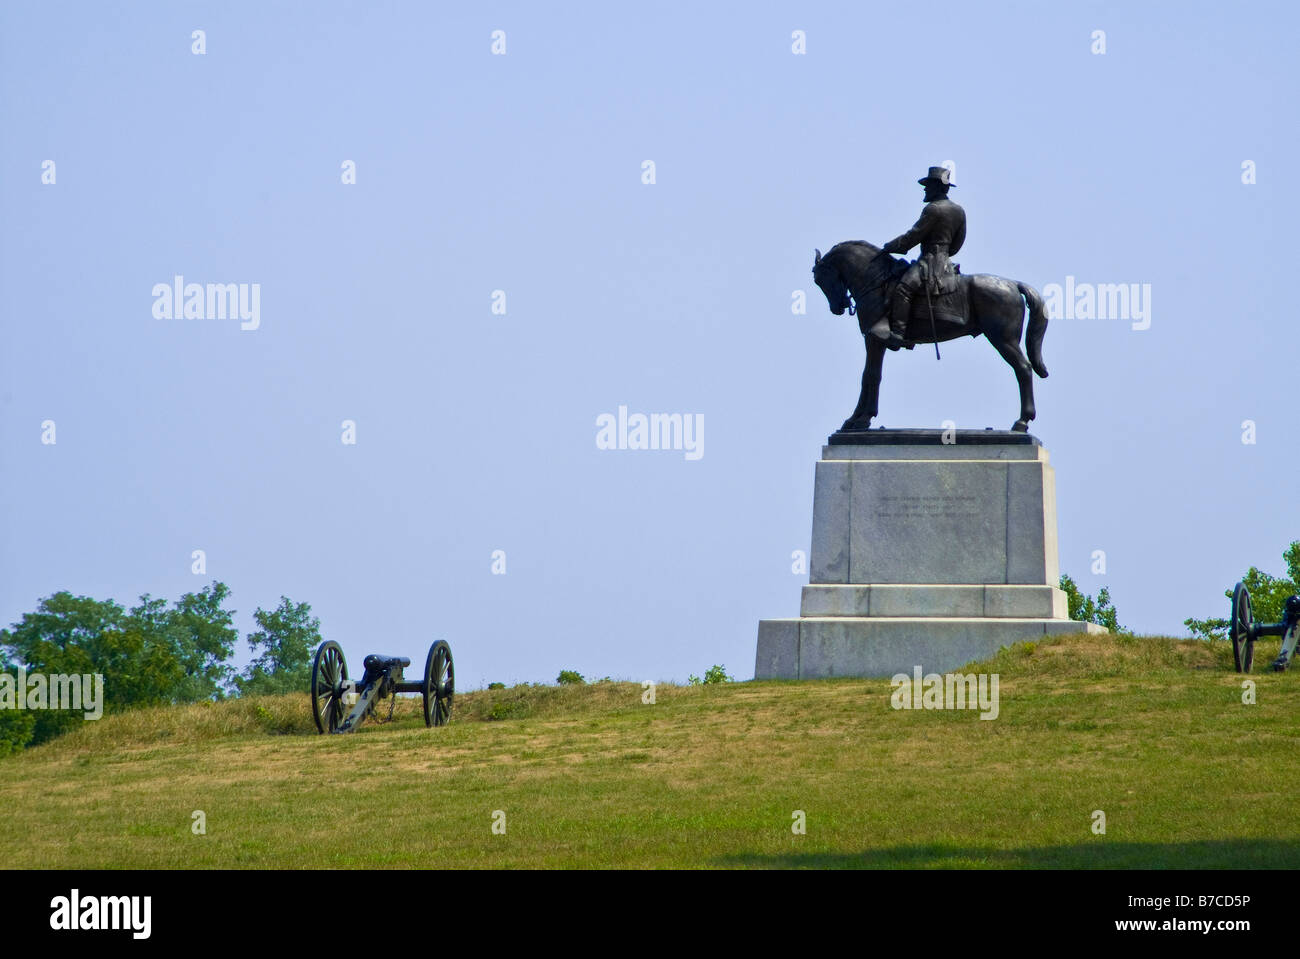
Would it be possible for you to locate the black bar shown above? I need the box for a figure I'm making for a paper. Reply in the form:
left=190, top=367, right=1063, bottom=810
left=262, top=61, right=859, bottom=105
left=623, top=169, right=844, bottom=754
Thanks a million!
left=5, top=869, right=1274, bottom=946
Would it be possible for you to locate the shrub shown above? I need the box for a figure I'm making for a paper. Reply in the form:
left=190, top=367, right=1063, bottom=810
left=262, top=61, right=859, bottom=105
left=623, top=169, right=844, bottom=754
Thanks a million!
left=488, top=700, right=529, bottom=721
left=688, top=665, right=733, bottom=686
left=1059, top=574, right=1126, bottom=632
left=0, top=710, right=35, bottom=757
left=703, top=665, right=733, bottom=684
left=556, top=670, right=585, bottom=685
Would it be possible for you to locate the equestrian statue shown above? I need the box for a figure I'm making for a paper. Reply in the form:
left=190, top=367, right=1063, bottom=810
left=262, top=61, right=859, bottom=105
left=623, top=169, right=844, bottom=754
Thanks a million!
left=812, top=166, right=1049, bottom=433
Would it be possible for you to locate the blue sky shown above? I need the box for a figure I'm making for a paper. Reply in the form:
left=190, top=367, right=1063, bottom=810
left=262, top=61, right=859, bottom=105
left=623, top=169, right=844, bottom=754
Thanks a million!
left=2, top=1, right=1295, bottom=686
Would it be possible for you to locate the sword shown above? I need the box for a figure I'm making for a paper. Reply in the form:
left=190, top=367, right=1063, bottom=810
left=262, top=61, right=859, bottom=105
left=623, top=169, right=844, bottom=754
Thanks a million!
left=923, top=263, right=941, bottom=360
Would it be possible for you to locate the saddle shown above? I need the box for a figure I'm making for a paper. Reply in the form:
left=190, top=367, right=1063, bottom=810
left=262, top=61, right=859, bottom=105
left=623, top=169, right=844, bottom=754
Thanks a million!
left=914, top=257, right=966, bottom=323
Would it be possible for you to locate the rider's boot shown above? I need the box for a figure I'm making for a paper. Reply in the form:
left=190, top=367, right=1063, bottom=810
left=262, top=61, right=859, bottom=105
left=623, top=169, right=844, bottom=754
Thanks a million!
left=882, top=290, right=910, bottom=351
left=870, top=291, right=910, bottom=351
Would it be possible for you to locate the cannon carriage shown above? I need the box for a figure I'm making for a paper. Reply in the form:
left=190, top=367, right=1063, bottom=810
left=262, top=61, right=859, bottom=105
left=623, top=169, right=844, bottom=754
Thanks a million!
left=310, top=639, right=454, bottom=733
left=1228, top=582, right=1300, bottom=674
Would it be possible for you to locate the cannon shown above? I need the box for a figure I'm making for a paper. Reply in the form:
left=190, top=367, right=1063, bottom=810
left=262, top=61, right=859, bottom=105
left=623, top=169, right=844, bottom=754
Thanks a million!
left=310, top=639, right=454, bottom=733
left=1228, top=582, right=1300, bottom=674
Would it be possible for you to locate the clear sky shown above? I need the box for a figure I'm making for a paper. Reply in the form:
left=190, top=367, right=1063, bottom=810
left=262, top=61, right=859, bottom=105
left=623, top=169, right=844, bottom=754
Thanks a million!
left=2, top=1, right=1296, bottom=686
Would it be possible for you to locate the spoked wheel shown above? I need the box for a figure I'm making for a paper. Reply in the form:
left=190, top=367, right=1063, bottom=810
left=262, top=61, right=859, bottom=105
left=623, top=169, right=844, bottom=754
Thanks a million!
left=311, top=641, right=349, bottom=733
left=423, top=640, right=455, bottom=727
left=1230, top=581, right=1254, bottom=674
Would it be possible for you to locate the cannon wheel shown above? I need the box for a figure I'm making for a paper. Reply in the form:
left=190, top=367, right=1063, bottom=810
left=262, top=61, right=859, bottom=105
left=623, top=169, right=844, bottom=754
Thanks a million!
left=423, top=640, right=454, bottom=727
left=1231, top=582, right=1254, bottom=674
left=311, top=641, right=349, bottom=734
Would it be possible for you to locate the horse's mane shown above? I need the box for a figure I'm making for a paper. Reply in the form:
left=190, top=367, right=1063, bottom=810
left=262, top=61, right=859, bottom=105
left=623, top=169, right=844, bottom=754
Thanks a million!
left=823, top=240, right=884, bottom=275
left=821, top=240, right=891, bottom=281
left=828, top=240, right=882, bottom=258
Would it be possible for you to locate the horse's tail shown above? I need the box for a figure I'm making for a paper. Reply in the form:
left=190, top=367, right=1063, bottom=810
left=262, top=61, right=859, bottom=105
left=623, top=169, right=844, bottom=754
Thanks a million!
left=1018, top=282, right=1049, bottom=378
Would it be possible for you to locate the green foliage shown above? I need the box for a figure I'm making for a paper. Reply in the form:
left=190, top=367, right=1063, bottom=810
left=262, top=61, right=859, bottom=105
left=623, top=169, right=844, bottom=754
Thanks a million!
left=1183, top=616, right=1229, bottom=642
left=556, top=670, right=585, bottom=685
left=1059, top=574, right=1125, bottom=633
left=1185, top=541, right=1300, bottom=641
left=488, top=700, right=530, bottom=721
left=688, top=665, right=734, bottom=686
left=123, top=583, right=239, bottom=702
left=704, top=665, right=734, bottom=684
left=0, top=709, right=36, bottom=757
left=487, top=682, right=505, bottom=690
left=233, top=598, right=321, bottom=697
left=0, top=592, right=183, bottom=744
left=0, top=652, right=36, bottom=756
left=0, top=581, right=272, bottom=749
left=163, top=583, right=239, bottom=701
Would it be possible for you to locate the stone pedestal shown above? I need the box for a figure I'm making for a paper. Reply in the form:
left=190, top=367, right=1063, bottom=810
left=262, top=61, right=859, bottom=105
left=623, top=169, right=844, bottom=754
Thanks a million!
left=755, top=430, right=1104, bottom=679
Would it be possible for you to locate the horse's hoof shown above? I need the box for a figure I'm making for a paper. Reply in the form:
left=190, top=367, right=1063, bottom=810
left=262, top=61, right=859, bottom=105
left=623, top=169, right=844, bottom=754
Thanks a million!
left=840, top=418, right=872, bottom=433
left=1011, top=420, right=1030, bottom=433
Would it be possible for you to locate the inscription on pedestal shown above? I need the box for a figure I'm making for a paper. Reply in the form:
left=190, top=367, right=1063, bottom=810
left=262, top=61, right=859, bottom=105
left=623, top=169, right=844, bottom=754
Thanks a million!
left=849, top=461, right=1008, bottom=584
left=874, top=494, right=981, bottom=520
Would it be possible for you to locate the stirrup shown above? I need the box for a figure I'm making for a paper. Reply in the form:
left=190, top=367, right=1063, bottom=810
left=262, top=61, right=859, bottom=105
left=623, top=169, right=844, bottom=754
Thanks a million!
left=868, top=318, right=892, bottom=341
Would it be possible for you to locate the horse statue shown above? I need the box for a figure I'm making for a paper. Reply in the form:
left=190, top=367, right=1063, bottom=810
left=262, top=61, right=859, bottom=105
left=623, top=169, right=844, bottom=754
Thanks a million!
left=811, top=241, right=1050, bottom=433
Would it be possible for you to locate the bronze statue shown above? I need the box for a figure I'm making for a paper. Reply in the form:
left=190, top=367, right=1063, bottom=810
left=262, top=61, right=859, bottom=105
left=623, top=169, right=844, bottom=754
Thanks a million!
left=876, top=167, right=966, bottom=350
left=812, top=167, right=1050, bottom=433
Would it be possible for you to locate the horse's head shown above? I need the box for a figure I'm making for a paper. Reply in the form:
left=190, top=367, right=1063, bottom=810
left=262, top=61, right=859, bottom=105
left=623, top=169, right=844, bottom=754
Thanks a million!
left=812, top=247, right=853, bottom=316
left=813, top=242, right=895, bottom=326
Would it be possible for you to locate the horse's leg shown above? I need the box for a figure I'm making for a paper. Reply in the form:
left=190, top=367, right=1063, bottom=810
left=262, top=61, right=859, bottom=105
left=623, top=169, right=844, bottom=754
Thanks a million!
left=985, top=313, right=1037, bottom=432
left=864, top=334, right=885, bottom=420
left=841, top=334, right=885, bottom=430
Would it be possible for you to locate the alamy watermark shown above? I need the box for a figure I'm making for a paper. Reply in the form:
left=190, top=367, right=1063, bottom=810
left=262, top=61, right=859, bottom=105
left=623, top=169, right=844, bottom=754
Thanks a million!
left=152, top=275, right=260, bottom=330
left=890, top=666, right=999, bottom=720
left=1041, top=276, right=1150, bottom=330
left=0, top=668, right=104, bottom=720
left=50, top=889, right=150, bottom=939
left=595, top=405, right=704, bottom=461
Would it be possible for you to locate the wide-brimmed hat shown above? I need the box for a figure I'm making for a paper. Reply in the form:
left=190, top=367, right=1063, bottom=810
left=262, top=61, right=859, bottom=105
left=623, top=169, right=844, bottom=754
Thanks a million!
left=918, top=166, right=954, bottom=187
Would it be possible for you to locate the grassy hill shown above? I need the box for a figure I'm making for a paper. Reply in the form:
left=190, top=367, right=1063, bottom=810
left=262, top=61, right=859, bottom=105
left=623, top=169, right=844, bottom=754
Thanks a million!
left=1, top=632, right=1298, bottom=869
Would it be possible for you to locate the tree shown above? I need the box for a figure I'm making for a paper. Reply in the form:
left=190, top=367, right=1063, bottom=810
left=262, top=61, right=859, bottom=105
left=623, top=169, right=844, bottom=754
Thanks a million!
left=1, top=583, right=240, bottom=746
left=234, top=598, right=321, bottom=697
left=2, top=592, right=126, bottom=667
left=0, top=593, right=130, bottom=744
left=162, top=582, right=239, bottom=701
left=0, top=651, right=36, bottom=756
left=1185, top=541, right=1300, bottom=640
left=1059, top=574, right=1125, bottom=632
left=0, top=583, right=323, bottom=750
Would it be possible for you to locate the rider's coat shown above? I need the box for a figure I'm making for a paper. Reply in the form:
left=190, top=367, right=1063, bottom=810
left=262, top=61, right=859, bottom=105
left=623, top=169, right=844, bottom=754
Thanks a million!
left=883, top=197, right=966, bottom=291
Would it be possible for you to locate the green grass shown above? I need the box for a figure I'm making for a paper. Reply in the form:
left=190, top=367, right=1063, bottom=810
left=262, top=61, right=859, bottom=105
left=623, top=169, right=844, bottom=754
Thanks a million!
left=1, top=633, right=1297, bottom=868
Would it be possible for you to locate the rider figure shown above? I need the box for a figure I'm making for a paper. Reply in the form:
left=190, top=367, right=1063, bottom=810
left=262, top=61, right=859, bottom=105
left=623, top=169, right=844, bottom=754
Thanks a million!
left=875, top=166, right=966, bottom=351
